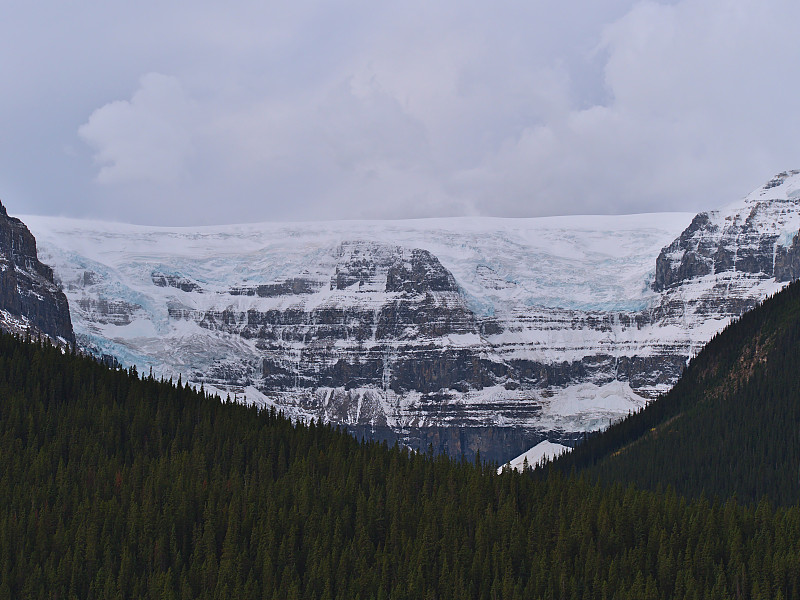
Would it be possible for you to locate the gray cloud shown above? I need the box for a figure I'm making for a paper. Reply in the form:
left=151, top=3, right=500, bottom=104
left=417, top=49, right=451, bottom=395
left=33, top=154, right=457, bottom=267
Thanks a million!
left=1, top=0, right=799, bottom=224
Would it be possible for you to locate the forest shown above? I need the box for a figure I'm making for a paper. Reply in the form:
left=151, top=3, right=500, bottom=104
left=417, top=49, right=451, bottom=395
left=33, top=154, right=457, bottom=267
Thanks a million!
left=2, top=319, right=800, bottom=599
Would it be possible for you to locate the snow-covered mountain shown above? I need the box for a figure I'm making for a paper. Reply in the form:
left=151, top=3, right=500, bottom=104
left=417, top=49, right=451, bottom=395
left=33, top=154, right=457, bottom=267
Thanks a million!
left=21, top=170, right=800, bottom=461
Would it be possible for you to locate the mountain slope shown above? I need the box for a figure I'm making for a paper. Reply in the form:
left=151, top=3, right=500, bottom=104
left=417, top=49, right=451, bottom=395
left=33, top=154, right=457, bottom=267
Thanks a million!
left=550, top=278, right=800, bottom=505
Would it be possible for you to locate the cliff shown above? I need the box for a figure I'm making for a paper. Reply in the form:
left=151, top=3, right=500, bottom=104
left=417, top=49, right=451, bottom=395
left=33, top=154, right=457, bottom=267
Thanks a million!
left=0, top=202, right=74, bottom=343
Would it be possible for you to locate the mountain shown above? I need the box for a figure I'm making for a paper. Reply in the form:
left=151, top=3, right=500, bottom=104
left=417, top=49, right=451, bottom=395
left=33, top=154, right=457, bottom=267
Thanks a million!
left=22, top=213, right=688, bottom=460
left=21, top=171, right=800, bottom=462
left=0, top=201, right=73, bottom=344
left=548, top=276, right=800, bottom=505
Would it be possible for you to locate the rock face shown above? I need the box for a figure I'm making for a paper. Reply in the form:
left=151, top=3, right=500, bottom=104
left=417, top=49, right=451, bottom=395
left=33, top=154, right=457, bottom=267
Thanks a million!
left=0, top=202, right=74, bottom=343
left=654, top=170, right=800, bottom=290
left=20, top=172, right=800, bottom=462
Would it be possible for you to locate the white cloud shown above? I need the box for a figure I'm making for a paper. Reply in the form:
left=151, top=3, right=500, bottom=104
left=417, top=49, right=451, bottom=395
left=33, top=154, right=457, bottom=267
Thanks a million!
left=78, top=73, right=198, bottom=185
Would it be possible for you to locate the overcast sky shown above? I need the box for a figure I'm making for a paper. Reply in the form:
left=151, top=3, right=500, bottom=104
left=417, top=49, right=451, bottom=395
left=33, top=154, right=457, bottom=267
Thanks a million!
left=2, top=0, right=799, bottom=225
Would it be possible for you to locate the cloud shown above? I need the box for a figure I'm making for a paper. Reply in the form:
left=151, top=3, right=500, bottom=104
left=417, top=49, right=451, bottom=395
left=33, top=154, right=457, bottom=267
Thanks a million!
left=44, top=0, right=800, bottom=223
left=78, top=73, right=198, bottom=185
left=448, top=0, right=800, bottom=216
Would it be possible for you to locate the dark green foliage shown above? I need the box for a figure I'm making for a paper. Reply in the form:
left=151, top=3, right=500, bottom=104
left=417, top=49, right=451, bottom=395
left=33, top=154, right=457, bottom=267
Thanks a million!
left=2, top=333, right=800, bottom=598
left=550, top=279, right=800, bottom=505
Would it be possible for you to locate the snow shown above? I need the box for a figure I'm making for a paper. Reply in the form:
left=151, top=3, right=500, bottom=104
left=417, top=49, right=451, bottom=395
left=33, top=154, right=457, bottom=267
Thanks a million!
left=21, top=213, right=693, bottom=393
left=536, top=380, right=647, bottom=432
left=23, top=212, right=692, bottom=317
left=498, top=440, right=572, bottom=473
left=99, top=317, right=158, bottom=339
left=714, top=170, right=800, bottom=251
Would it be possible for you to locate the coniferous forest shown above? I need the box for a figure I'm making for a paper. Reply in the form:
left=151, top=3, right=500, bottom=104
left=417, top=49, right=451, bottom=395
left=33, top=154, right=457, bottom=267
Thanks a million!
left=2, top=284, right=800, bottom=598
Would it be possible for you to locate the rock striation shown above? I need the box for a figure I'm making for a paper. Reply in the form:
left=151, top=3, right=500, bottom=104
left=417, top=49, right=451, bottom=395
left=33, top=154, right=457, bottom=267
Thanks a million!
left=0, top=201, right=74, bottom=343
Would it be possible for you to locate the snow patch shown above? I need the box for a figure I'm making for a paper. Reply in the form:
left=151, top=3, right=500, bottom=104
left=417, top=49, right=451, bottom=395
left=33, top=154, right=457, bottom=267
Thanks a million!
left=537, top=380, right=648, bottom=433
left=498, top=440, right=572, bottom=473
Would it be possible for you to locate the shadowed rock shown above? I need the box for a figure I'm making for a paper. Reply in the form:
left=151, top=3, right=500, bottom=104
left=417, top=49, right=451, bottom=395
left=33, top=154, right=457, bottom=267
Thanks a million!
left=0, top=201, right=74, bottom=343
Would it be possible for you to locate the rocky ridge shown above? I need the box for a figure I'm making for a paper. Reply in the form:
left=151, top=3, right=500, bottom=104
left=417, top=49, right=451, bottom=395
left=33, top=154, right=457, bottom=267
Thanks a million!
left=654, top=170, right=800, bottom=290
left=0, top=201, right=74, bottom=343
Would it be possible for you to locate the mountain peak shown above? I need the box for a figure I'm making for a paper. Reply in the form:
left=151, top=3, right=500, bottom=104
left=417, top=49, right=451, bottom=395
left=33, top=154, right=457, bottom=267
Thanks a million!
left=653, top=170, right=800, bottom=291
left=753, top=169, right=800, bottom=196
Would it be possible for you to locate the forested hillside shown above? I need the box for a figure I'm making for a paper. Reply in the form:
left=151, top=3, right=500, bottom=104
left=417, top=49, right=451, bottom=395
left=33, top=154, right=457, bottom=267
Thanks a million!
left=549, top=280, right=800, bottom=505
left=2, top=333, right=800, bottom=598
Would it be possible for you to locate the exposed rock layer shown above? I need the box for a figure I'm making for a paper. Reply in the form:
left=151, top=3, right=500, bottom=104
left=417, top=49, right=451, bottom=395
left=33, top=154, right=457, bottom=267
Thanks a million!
left=654, top=171, right=800, bottom=290
left=0, top=202, right=74, bottom=343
